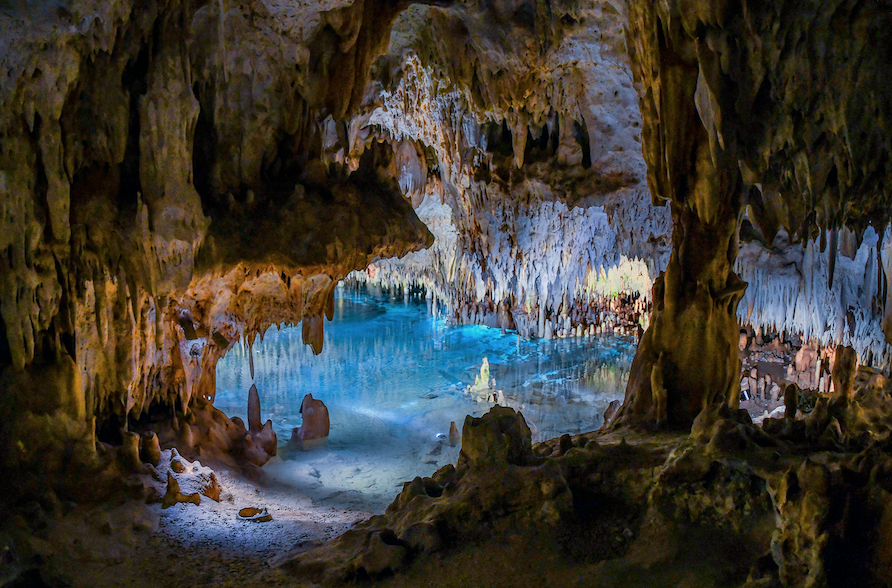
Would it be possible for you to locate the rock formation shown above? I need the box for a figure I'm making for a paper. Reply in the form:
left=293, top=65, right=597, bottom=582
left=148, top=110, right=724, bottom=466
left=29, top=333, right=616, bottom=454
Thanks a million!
left=0, top=0, right=432, bottom=498
left=614, top=0, right=892, bottom=428
left=4, top=0, right=892, bottom=585
left=346, top=2, right=672, bottom=334
left=290, top=393, right=330, bottom=448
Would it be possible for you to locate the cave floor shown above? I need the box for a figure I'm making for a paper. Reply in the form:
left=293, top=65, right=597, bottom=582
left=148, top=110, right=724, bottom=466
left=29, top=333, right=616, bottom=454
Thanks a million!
left=7, top=457, right=368, bottom=588
left=11, top=430, right=763, bottom=588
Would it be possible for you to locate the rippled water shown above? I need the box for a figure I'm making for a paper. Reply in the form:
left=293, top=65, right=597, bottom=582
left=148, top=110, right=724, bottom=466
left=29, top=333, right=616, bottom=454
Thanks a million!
left=214, top=287, right=636, bottom=512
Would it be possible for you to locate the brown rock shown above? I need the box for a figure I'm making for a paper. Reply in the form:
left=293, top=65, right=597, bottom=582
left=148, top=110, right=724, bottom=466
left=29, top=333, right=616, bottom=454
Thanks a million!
left=238, top=506, right=272, bottom=522
left=359, top=531, right=407, bottom=577
left=832, top=346, right=858, bottom=402
left=291, top=394, right=330, bottom=446
left=243, top=435, right=272, bottom=467
left=448, top=421, right=460, bottom=447
left=140, top=432, right=161, bottom=466
left=457, top=405, right=534, bottom=469
left=162, top=472, right=201, bottom=509
left=248, top=384, right=262, bottom=434
left=121, top=431, right=141, bottom=472
left=255, top=420, right=277, bottom=457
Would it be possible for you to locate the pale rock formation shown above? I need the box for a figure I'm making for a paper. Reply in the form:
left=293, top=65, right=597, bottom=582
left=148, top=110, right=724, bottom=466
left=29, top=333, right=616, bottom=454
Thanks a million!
left=737, top=226, right=892, bottom=367
left=347, top=2, right=672, bottom=331
left=159, top=449, right=222, bottom=508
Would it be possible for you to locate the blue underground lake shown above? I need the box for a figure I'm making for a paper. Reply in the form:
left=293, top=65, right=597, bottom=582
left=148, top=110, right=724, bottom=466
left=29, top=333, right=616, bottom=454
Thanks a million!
left=214, top=286, right=636, bottom=513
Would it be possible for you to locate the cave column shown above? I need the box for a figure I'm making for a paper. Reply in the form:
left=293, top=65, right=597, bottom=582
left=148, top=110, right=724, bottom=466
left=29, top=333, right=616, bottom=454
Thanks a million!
left=614, top=5, right=747, bottom=427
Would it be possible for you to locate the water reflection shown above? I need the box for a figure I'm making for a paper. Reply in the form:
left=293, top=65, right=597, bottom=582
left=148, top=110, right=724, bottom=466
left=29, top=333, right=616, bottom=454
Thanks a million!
left=214, top=288, right=635, bottom=512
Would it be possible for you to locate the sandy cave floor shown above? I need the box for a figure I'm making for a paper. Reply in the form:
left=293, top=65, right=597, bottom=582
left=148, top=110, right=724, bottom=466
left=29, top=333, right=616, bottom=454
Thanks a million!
left=19, top=456, right=373, bottom=588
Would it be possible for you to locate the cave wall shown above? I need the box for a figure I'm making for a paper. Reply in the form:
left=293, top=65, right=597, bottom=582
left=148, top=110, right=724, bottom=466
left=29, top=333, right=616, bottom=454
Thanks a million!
left=0, top=0, right=434, bottom=491
left=4, top=0, right=892, bottom=483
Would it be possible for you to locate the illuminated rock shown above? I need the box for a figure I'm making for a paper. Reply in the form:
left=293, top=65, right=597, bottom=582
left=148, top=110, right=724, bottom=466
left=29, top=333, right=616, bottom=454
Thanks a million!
left=238, top=507, right=272, bottom=522
left=160, top=450, right=221, bottom=508
left=448, top=421, right=460, bottom=447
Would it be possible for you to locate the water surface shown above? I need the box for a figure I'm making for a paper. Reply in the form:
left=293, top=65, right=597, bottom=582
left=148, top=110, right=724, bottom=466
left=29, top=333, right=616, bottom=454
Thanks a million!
left=215, top=287, right=635, bottom=512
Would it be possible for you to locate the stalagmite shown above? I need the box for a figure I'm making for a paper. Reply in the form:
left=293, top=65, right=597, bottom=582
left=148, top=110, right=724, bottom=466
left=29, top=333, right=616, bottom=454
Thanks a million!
left=248, top=383, right=262, bottom=434
left=831, top=346, right=857, bottom=403
left=290, top=394, right=330, bottom=449
left=448, top=421, right=460, bottom=447
left=121, top=432, right=142, bottom=473
left=784, top=383, right=799, bottom=421
left=140, top=432, right=162, bottom=466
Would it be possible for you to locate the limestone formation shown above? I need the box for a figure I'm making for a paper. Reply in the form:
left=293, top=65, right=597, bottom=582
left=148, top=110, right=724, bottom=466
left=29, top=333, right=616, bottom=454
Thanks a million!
left=247, top=384, right=262, bottom=434
left=290, top=394, right=330, bottom=449
left=0, top=0, right=432, bottom=499
left=160, top=450, right=222, bottom=507
left=348, top=2, right=671, bottom=333
left=5, top=0, right=892, bottom=586
left=139, top=432, right=162, bottom=467
left=162, top=472, right=201, bottom=510
left=448, top=421, right=460, bottom=447
left=277, top=406, right=573, bottom=583
left=832, top=345, right=858, bottom=403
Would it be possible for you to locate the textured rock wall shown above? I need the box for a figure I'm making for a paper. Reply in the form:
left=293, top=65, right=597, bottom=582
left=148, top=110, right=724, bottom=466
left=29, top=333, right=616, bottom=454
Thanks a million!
left=0, top=0, right=432, bottom=491
left=617, top=0, right=892, bottom=426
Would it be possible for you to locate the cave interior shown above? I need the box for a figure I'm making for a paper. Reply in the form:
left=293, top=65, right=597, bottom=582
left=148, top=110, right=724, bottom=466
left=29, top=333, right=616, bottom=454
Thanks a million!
left=3, top=0, right=892, bottom=586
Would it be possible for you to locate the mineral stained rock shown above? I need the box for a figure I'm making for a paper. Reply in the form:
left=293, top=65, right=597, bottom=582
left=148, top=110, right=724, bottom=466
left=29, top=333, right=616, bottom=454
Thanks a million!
left=290, top=394, right=331, bottom=448
left=0, top=0, right=432, bottom=496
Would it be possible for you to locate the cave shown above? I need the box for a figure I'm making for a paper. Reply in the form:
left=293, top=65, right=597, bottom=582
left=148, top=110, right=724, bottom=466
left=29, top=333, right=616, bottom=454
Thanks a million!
left=2, top=0, right=892, bottom=587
